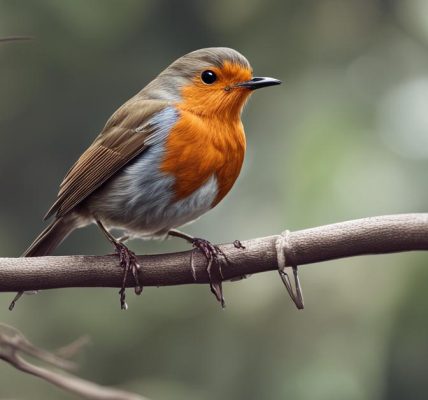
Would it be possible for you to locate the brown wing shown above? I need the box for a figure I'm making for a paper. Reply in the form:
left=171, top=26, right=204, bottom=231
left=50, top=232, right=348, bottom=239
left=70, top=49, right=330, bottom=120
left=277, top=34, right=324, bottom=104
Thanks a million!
left=44, top=98, right=169, bottom=219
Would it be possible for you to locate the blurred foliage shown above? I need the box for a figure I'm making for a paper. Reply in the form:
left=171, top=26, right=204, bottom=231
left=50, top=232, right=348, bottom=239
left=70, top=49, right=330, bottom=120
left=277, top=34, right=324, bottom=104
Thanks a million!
left=0, top=0, right=428, bottom=399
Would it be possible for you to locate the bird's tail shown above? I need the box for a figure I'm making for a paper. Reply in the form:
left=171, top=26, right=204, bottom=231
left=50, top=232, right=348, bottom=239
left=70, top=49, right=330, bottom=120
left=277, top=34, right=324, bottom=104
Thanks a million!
left=9, top=215, right=79, bottom=311
left=23, top=215, right=78, bottom=257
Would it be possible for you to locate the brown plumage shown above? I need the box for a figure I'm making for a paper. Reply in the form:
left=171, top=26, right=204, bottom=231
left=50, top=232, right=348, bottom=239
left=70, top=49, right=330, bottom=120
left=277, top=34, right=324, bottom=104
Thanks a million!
left=45, top=100, right=167, bottom=219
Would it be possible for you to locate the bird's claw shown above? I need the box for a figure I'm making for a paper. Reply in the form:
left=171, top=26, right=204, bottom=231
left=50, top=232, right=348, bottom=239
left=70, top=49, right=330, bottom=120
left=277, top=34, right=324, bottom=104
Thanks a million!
left=114, top=242, right=143, bottom=310
left=191, top=238, right=227, bottom=308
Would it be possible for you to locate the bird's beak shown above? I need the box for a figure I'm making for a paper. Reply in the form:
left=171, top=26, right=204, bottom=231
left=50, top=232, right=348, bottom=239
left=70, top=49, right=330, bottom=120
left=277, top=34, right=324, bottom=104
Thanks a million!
left=235, top=77, right=281, bottom=90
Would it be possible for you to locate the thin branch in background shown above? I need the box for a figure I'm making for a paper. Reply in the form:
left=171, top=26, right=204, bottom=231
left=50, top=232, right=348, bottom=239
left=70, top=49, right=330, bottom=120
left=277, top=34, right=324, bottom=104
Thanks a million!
left=0, top=36, right=33, bottom=43
left=55, top=335, right=91, bottom=359
left=0, top=324, right=148, bottom=400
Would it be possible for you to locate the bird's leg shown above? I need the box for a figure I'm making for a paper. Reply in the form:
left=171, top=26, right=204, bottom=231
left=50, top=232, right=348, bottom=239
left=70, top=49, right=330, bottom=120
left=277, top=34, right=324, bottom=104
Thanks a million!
left=168, top=229, right=227, bottom=308
left=96, top=220, right=142, bottom=310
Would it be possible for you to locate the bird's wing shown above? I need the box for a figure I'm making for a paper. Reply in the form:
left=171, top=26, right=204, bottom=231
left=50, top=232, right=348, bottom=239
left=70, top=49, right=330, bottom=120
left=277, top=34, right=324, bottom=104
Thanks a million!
left=44, top=99, right=172, bottom=219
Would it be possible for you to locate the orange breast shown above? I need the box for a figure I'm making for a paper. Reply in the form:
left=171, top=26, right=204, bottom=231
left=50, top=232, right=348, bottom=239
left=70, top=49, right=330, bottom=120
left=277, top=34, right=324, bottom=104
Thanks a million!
left=160, top=109, right=246, bottom=206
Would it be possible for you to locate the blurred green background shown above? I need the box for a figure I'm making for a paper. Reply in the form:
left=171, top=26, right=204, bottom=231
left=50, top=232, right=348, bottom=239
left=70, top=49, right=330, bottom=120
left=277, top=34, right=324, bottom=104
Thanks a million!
left=1, top=1, right=428, bottom=399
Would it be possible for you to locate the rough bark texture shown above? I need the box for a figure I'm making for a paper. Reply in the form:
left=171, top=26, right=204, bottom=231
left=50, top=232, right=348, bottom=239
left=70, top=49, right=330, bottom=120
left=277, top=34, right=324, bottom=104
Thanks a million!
left=0, top=214, right=427, bottom=292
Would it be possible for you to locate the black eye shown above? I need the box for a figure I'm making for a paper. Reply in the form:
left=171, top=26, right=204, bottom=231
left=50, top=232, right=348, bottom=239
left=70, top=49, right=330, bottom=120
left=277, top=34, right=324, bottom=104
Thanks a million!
left=201, top=70, right=217, bottom=84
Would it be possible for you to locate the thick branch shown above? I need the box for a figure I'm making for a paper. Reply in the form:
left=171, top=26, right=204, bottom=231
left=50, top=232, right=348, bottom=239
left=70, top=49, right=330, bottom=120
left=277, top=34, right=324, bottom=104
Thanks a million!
left=0, top=214, right=427, bottom=292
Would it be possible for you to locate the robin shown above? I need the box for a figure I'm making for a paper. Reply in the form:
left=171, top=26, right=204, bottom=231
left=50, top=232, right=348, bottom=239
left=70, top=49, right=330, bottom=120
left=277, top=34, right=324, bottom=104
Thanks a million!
left=10, top=47, right=281, bottom=310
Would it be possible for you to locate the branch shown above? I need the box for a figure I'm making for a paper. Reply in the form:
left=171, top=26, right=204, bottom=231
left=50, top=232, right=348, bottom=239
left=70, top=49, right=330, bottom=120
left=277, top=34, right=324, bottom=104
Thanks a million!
left=0, top=324, right=147, bottom=400
left=0, top=214, right=427, bottom=292
left=0, top=36, right=32, bottom=43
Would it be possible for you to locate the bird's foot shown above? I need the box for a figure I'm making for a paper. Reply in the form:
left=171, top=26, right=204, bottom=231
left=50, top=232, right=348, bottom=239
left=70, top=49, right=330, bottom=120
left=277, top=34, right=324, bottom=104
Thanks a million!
left=168, top=230, right=228, bottom=307
left=190, top=237, right=227, bottom=308
left=95, top=220, right=143, bottom=310
left=114, top=241, right=143, bottom=310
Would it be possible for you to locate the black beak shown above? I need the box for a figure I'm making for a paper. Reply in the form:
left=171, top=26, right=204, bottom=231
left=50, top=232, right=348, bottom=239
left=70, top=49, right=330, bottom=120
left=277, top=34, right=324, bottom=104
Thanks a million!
left=235, top=76, right=281, bottom=90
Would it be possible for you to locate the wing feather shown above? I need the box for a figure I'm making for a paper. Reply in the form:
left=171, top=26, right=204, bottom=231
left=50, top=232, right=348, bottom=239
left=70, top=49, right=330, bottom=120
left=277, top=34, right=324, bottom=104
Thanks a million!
left=45, top=99, right=170, bottom=219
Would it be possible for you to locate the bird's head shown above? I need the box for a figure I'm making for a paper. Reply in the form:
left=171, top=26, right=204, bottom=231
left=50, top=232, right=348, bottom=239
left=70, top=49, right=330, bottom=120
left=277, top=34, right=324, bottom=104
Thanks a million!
left=141, top=47, right=281, bottom=119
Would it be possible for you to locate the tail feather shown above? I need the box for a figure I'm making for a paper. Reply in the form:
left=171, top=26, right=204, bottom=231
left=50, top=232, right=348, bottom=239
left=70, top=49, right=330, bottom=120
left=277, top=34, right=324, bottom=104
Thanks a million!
left=8, top=216, right=78, bottom=310
left=23, top=216, right=77, bottom=257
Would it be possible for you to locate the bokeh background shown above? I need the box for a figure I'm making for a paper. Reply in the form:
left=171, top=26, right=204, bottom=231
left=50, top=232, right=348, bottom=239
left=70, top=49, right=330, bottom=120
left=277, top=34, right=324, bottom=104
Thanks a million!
left=1, top=1, right=428, bottom=399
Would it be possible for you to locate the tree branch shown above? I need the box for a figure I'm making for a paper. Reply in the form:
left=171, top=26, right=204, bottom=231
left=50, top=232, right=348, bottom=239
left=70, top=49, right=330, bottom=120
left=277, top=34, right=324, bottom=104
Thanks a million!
left=0, top=324, right=146, bottom=400
left=0, top=214, right=427, bottom=293
left=0, top=36, right=32, bottom=43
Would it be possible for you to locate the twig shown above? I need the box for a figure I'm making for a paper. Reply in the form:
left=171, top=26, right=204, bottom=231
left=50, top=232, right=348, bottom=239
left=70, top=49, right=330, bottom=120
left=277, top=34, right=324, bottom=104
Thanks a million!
left=0, top=324, right=146, bottom=400
left=55, top=335, right=91, bottom=359
left=0, top=36, right=33, bottom=43
left=0, top=214, right=426, bottom=292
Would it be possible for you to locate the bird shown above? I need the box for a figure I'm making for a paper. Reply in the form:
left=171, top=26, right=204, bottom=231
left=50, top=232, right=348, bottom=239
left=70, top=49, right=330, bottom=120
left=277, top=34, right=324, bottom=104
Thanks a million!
left=10, top=47, right=281, bottom=310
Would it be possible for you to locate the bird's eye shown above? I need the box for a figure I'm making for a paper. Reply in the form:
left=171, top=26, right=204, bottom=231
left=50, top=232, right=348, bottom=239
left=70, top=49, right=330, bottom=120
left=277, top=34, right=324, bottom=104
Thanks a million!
left=201, top=70, right=217, bottom=84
